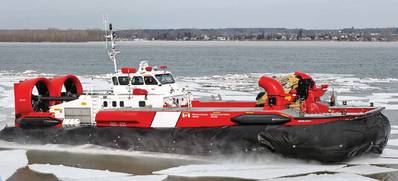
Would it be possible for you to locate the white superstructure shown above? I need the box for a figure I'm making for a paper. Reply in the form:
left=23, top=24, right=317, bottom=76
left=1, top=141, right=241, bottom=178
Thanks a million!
left=49, top=21, right=192, bottom=127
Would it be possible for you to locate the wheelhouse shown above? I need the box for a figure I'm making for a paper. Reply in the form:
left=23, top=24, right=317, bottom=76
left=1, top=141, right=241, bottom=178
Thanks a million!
left=111, top=74, right=174, bottom=86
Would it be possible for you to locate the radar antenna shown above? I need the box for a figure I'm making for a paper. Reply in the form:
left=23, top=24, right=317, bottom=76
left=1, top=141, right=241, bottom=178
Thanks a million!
left=104, top=16, right=120, bottom=73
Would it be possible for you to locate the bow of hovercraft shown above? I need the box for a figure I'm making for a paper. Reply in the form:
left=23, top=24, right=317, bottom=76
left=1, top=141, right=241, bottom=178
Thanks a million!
left=256, top=107, right=390, bottom=162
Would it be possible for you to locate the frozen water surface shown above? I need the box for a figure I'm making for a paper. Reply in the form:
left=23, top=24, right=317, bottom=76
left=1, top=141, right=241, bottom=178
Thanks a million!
left=154, top=164, right=345, bottom=180
left=267, top=173, right=378, bottom=181
left=334, top=165, right=397, bottom=175
left=0, top=150, right=28, bottom=180
left=29, top=164, right=167, bottom=181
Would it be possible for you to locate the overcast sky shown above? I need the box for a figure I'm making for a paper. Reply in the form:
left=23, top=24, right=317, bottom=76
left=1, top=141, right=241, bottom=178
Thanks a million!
left=1, top=0, right=397, bottom=29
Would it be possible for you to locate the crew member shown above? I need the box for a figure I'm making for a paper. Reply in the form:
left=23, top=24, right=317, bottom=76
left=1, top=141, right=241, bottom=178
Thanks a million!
left=256, top=91, right=268, bottom=107
left=278, top=73, right=299, bottom=93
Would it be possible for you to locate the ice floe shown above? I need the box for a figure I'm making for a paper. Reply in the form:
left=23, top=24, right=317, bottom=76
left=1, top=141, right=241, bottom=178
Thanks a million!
left=266, top=173, right=377, bottom=181
left=349, top=149, right=398, bottom=164
left=154, top=164, right=345, bottom=180
left=387, top=138, right=398, bottom=147
left=153, top=148, right=398, bottom=180
left=334, top=165, right=397, bottom=175
left=29, top=164, right=167, bottom=181
left=0, top=150, right=28, bottom=180
left=154, top=163, right=398, bottom=180
left=0, top=140, right=204, bottom=162
left=0, top=122, right=5, bottom=132
left=375, top=148, right=398, bottom=159
left=390, top=129, right=398, bottom=134
left=0, top=110, right=5, bottom=125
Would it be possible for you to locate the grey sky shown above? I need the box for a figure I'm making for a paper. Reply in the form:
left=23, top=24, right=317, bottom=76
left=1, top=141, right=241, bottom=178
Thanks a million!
left=1, top=0, right=397, bottom=29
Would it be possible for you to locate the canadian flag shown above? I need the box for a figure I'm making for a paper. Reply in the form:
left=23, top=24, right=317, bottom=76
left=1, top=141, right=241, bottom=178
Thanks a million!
left=182, top=112, right=191, bottom=118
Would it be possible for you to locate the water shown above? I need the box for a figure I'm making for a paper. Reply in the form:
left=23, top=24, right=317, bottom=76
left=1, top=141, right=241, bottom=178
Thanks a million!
left=1, top=41, right=397, bottom=109
left=1, top=41, right=398, bottom=180
left=1, top=41, right=397, bottom=77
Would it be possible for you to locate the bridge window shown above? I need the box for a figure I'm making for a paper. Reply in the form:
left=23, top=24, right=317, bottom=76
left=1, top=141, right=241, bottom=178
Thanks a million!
left=144, top=76, right=158, bottom=85
left=103, top=101, right=108, bottom=107
left=112, top=101, right=117, bottom=107
left=131, top=76, right=144, bottom=85
left=112, top=77, right=118, bottom=85
left=155, top=73, right=175, bottom=84
left=120, top=101, right=124, bottom=107
left=118, top=76, right=130, bottom=85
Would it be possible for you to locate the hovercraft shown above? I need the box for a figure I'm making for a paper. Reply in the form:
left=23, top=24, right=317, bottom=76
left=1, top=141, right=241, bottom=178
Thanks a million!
left=0, top=22, right=390, bottom=163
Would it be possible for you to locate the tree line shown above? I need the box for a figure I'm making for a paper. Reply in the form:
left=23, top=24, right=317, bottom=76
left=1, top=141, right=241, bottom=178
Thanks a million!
left=0, top=29, right=104, bottom=42
left=0, top=27, right=396, bottom=42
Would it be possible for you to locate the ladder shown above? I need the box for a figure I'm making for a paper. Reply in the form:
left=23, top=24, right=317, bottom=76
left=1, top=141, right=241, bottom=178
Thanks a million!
left=91, top=97, right=100, bottom=125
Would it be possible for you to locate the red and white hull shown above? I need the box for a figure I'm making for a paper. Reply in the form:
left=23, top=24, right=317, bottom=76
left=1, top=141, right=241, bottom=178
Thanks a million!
left=7, top=71, right=391, bottom=162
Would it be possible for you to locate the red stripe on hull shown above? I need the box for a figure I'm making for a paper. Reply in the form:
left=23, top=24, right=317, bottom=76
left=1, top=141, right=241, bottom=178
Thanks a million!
left=94, top=109, right=364, bottom=128
left=287, top=117, right=352, bottom=126
left=176, top=111, right=238, bottom=127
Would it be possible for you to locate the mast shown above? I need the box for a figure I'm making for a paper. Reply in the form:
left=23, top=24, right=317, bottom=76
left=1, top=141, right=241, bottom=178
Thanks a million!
left=104, top=16, right=120, bottom=73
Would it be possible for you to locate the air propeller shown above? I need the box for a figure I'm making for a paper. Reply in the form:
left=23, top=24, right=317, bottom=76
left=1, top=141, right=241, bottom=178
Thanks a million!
left=31, top=81, right=50, bottom=112
left=62, top=78, right=79, bottom=98
left=32, top=76, right=83, bottom=109
left=14, top=75, right=82, bottom=128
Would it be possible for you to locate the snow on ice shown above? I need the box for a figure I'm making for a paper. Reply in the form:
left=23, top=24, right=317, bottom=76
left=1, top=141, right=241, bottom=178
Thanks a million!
left=154, top=164, right=345, bottom=180
left=0, top=150, right=28, bottom=180
left=266, top=173, right=377, bottom=181
left=29, top=164, right=167, bottom=181
left=334, top=165, right=397, bottom=175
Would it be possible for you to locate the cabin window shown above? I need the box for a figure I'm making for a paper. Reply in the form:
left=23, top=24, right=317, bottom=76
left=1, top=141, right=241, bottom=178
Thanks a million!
left=155, top=73, right=175, bottom=84
left=112, top=77, right=118, bottom=85
left=103, top=101, right=108, bottom=107
left=118, top=76, right=130, bottom=85
left=131, top=76, right=144, bottom=85
left=112, top=101, right=117, bottom=107
left=120, top=101, right=124, bottom=107
left=144, top=76, right=158, bottom=85
left=139, top=101, right=146, bottom=107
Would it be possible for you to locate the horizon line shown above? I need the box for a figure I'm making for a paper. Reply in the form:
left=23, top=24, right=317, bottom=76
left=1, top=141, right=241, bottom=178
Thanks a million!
left=0, top=26, right=397, bottom=31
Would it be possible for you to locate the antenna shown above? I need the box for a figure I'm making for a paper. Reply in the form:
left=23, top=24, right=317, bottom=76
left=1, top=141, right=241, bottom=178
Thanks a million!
left=103, top=15, right=108, bottom=49
left=104, top=16, right=120, bottom=73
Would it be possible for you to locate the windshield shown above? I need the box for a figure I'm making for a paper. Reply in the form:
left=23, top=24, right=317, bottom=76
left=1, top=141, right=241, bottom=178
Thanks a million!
left=131, top=76, right=144, bottom=85
left=155, top=73, right=175, bottom=84
left=144, top=76, right=158, bottom=85
left=112, top=77, right=118, bottom=85
left=118, top=76, right=130, bottom=85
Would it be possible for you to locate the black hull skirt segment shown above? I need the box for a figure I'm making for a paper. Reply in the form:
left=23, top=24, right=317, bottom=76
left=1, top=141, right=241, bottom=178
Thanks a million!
left=0, top=113, right=390, bottom=163
left=17, top=117, right=61, bottom=128
left=258, top=113, right=391, bottom=162
left=0, top=126, right=266, bottom=155
left=231, top=114, right=291, bottom=125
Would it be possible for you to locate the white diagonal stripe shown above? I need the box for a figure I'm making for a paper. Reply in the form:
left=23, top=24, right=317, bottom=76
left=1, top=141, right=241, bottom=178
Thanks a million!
left=151, top=112, right=181, bottom=128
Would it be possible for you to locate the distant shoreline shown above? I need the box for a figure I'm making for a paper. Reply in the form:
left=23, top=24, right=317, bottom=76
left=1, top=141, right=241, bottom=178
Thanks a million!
left=1, top=40, right=398, bottom=43
left=0, top=27, right=397, bottom=42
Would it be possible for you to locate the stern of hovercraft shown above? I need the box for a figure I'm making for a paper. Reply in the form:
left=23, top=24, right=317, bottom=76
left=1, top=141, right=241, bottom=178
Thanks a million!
left=14, top=75, right=82, bottom=128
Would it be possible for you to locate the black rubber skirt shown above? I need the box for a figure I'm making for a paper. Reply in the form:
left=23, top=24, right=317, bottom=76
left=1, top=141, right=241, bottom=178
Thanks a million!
left=0, top=112, right=390, bottom=163
left=258, top=113, right=390, bottom=162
